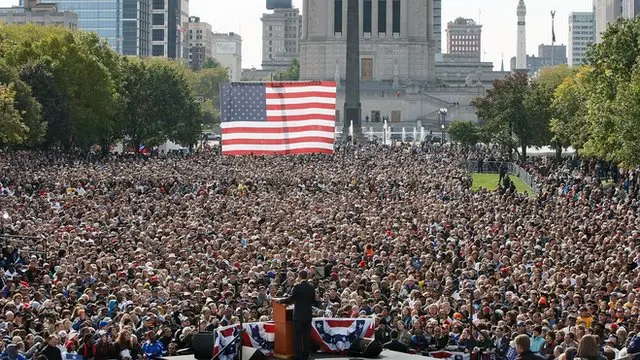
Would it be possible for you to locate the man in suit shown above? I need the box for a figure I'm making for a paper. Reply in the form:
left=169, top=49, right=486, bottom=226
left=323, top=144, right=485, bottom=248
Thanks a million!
left=279, top=270, right=320, bottom=360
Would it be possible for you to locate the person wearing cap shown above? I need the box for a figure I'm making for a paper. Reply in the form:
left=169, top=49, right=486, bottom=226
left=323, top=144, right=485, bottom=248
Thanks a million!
left=375, top=318, right=391, bottom=344
left=141, top=331, right=164, bottom=360
left=278, top=270, right=319, bottom=360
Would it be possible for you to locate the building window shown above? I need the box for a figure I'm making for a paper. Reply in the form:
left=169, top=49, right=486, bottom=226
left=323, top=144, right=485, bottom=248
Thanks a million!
left=152, top=29, right=164, bottom=41
left=152, top=0, right=164, bottom=9
left=152, top=13, right=164, bottom=25
left=378, top=0, right=386, bottom=33
left=152, top=44, right=164, bottom=56
left=334, top=0, right=343, bottom=33
left=363, top=0, right=372, bottom=33
left=392, top=0, right=400, bottom=33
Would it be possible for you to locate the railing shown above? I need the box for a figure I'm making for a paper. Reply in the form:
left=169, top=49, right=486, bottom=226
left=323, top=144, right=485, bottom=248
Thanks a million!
left=334, top=128, right=447, bottom=144
left=460, top=160, right=539, bottom=195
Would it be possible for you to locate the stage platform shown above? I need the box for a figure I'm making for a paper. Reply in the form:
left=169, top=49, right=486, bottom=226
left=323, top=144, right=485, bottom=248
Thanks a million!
left=161, top=349, right=434, bottom=360
left=309, top=349, right=434, bottom=359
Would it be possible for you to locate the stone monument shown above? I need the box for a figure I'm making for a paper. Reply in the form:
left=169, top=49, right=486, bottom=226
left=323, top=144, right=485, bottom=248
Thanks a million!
left=343, top=0, right=362, bottom=139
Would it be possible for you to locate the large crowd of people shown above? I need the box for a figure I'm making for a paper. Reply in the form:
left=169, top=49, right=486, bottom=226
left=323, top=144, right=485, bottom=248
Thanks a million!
left=0, top=143, right=639, bottom=360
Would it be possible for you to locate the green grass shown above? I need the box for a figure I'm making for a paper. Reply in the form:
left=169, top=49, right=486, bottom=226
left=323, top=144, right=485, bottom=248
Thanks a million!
left=471, top=173, right=536, bottom=197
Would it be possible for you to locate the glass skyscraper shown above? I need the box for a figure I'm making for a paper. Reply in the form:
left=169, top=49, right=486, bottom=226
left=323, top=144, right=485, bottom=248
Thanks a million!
left=48, top=0, right=123, bottom=53
left=19, top=0, right=152, bottom=56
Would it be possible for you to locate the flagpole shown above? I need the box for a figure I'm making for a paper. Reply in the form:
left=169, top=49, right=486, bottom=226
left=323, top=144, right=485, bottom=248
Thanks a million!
left=551, top=10, right=556, bottom=66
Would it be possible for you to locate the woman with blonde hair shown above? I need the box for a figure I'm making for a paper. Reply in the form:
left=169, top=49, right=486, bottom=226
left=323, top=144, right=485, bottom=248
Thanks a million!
left=575, top=335, right=602, bottom=360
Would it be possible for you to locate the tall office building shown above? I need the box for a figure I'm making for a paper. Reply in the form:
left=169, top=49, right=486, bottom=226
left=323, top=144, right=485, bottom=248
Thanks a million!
left=433, top=0, right=441, bottom=53
left=151, top=0, right=188, bottom=60
left=41, top=0, right=122, bottom=53
left=623, top=0, right=640, bottom=17
left=568, top=12, right=595, bottom=66
left=595, top=0, right=622, bottom=43
left=187, top=16, right=212, bottom=70
left=446, top=17, right=482, bottom=60
left=123, top=0, right=151, bottom=56
left=261, top=5, right=302, bottom=70
left=212, top=32, right=242, bottom=81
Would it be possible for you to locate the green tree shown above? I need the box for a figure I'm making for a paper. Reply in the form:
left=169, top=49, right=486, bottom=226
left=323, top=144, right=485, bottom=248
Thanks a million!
left=4, top=30, right=118, bottom=148
left=0, top=84, right=29, bottom=145
left=19, top=60, right=72, bottom=149
left=550, top=66, right=590, bottom=155
left=118, top=59, right=201, bottom=149
left=0, top=60, right=45, bottom=146
left=535, top=65, right=578, bottom=160
left=273, top=59, right=300, bottom=81
left=202, top=58, right=221, bottom=70
left=575, top=16, right=640, bottom=165
left=447, top=120, right=480, bottom=148
left=190, top=66, right=229, bottom=104
left=536, top=64, right=576, bottom=92
left=199, top=99, right=219, bottom=125
left=472, top=72, right=551, bottom=160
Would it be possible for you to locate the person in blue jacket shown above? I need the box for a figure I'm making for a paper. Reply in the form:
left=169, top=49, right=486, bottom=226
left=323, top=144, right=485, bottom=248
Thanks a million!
left=141, top=331, right=165, bottom=359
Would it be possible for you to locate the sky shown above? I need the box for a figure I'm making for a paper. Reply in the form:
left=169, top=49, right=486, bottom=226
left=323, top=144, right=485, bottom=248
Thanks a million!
left=0, top=0, right=595, bottom=70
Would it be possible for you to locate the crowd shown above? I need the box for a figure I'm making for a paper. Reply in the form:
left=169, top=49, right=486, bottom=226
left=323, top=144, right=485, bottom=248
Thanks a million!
left=0, top=143, right=639, bottom=360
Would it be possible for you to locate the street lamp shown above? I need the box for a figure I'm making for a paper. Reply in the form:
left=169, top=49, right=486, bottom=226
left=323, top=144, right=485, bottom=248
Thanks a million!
left=439, top=108, right=448, bottom=144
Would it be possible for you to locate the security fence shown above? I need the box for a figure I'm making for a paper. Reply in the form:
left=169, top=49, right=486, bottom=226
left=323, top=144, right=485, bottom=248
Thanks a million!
left=460, top=160, right=539, bottom=195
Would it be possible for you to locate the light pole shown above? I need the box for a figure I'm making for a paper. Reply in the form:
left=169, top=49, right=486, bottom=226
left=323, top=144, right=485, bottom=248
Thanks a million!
left=439, top=108, right=448, bottom=144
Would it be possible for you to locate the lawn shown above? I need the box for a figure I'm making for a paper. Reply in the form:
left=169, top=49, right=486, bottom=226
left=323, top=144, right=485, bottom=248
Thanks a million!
left=471, top=173, right=536, bottom=197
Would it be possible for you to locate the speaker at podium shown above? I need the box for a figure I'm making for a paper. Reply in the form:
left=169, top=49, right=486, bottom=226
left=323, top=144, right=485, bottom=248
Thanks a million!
left=272, top=300, right=295, bottom=359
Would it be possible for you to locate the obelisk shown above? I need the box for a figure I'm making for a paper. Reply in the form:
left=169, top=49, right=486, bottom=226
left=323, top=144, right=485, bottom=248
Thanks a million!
left=515, top=0, right=527, bottom=72
left=343, top=0, right=362, bottom=139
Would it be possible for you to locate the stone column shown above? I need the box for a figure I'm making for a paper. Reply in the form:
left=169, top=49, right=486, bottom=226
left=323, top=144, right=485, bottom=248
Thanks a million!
left=359, top=0, right=364, bottom=35
left=328, top=0, right=334, bottom=38
left=342, top=0, right=348, bottom=37
left=372, top=0, right=378, bottom=37
left=343, top=0, right=362, bottom=138
left=386, top=0, right=392, bottom=35
left=302, top=0, right=309, bottom=40
left=400, top=0, right=407, bottom=36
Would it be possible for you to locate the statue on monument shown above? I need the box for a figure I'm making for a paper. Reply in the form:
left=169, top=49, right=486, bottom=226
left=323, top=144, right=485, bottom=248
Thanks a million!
left=465, top=73, right=473, bottom=87
left=392, top=62, right=400, bottom=88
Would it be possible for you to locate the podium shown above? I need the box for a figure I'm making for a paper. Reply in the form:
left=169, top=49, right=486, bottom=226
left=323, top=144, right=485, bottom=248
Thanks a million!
left=273, top=300, right=295, bottom=359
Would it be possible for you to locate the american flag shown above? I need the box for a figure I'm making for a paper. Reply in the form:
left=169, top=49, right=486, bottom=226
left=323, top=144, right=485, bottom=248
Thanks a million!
left=219, top=81, right=337, bottom=155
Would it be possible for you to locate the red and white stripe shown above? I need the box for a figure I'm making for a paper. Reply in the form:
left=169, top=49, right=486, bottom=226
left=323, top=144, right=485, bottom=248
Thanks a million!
left=221, top=81, right=336, bottom=156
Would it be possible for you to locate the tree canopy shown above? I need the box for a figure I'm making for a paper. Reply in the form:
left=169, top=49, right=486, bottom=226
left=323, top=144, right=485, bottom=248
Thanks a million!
left=273, top=59, right=300, bottom=81
left=0, top=24, right=203, bottom=150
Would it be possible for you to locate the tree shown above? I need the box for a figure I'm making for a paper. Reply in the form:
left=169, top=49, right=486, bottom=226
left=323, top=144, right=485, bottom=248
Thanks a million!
left=576, top=16, right=640, bottom=165
left=118, top=59, right=201, bottom=149
left=0, top=85, right=29, bottom=145
left=199, top=100, right=219, bottom=125
left=447, top=120, right=480, bottom=148
left=4, top=30, right=118, bottom=148
left=535, top=65, right=578, bottom=160
left=472, top=72, right=551, bottom=160
left=273, top=59, right=300, bottom=81
left=0, top=60, right=45, bottom=146
left=202, top=58, right=221, bottom=70
left=550, top=66, right=590, bottom=155
left=536, top=64, right=576, bottom=92
left=190, top=66, right=229, bottom=105
left=19, top=60, right=72, bottom=149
